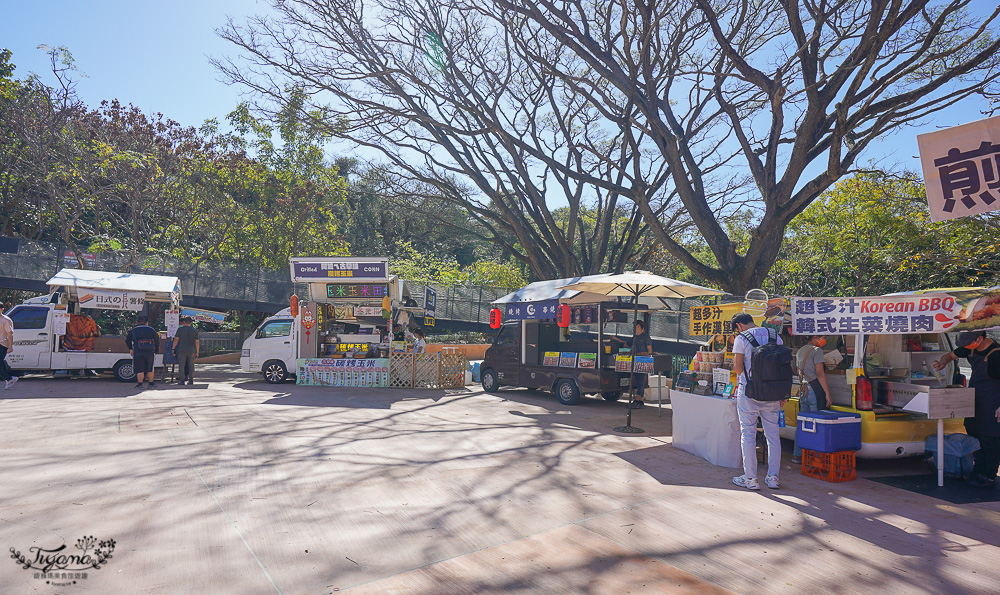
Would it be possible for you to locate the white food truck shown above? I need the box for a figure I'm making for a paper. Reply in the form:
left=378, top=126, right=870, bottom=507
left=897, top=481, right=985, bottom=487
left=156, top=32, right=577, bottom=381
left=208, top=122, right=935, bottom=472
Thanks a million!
left=241, top=257, right=412, bottom=383
left=5, top=268, right=181, bottom=382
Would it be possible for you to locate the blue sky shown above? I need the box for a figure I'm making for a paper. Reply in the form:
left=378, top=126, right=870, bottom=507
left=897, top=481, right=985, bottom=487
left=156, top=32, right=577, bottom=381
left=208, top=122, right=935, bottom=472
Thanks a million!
left=1, top=0, right=265, bottom=129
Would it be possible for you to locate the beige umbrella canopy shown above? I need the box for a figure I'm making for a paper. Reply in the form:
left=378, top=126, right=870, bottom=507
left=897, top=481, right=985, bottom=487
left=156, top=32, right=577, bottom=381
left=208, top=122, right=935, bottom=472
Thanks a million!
left=555, top=271, right=723, bottom=300
left=557, top=271, right=723, bottom=433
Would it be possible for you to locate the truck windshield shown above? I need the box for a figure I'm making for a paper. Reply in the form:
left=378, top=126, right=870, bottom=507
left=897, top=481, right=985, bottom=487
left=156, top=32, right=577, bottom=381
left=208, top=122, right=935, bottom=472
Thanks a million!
left=8, top=306, right=49, bottom=330
left=494, top=326, right=516, bottom=345
left=258, top=321, right=292, bottom=338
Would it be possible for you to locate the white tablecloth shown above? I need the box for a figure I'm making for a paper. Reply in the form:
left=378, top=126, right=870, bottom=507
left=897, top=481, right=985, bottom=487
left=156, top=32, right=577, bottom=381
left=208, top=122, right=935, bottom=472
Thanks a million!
left=671, top=389, right=742, bottom=468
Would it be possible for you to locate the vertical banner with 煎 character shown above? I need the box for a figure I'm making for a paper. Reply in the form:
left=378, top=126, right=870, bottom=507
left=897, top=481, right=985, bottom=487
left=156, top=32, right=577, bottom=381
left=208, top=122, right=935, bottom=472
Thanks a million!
left=917, top=114, right=1000, bottom=222
left=424, top=287, right=436, bottom=327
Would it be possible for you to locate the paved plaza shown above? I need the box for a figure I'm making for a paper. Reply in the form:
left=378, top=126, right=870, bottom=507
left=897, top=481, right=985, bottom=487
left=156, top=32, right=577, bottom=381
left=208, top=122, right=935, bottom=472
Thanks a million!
left=1, top=364, right=999, bottom=594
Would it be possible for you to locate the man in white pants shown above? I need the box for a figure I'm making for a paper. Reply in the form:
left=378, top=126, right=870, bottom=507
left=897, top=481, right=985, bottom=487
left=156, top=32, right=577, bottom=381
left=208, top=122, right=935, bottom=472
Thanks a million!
left=730, top=313, right=782, bottom=490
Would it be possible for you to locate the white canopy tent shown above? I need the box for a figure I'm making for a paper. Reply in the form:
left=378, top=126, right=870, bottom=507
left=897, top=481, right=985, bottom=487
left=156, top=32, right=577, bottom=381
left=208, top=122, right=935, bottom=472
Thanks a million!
left=558, top=271, right=724, bottom=433
left=492, top=273, right=677, bottom=310
left=46, top=268, right=182, bottom=305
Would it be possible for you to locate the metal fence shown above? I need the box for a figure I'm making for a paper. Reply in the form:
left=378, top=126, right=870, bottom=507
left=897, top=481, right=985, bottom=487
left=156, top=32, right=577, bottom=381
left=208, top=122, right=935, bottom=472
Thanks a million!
left=0, top=238, right=294, bottom=309
left=197, top=332, right=241, bottom=355
left=0, top=236, right=734, bottom=346
left=405, top=280, right=728, bottom=347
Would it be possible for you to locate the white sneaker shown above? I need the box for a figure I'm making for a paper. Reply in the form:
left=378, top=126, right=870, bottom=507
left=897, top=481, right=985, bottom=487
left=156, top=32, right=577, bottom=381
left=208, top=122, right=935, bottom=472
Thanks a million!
left=733, top=475, right=760, bottom=490
left=764, top=475, right=780, bottom=489
left=4, top=377, right=17, bottom=390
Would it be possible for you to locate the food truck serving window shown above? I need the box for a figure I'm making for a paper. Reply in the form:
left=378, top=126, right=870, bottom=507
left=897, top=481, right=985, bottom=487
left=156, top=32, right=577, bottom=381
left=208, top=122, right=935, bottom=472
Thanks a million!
left=9, top=306, right=49, bottom=330
left=258, top=321, right=292, bottom=339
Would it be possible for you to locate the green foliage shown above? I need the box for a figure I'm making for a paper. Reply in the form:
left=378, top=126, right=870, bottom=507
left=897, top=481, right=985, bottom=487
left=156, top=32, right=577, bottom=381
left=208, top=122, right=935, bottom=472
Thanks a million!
left=1, top=49, right=348, bottom=270
left=767, top=173, right=1000, bottom=296
left=463, top=258, right=528, bottom=290
left=389, top=241, right=464, bottom=286
left=388, top=241, right=527, bottom=289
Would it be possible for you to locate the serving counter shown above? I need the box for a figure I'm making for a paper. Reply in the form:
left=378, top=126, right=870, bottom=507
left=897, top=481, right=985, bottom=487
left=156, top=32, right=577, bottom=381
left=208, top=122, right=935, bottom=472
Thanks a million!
left=670, top=389, right=742, bottom=468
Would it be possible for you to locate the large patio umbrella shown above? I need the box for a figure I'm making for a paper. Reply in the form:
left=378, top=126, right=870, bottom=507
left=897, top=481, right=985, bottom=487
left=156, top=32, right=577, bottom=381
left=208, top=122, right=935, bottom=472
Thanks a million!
left=557, top=271, right=724, bottom=433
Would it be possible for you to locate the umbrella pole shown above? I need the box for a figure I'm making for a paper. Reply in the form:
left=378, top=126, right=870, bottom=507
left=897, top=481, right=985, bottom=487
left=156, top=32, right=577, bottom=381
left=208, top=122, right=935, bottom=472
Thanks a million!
left=614, top=291, right=644, bottom=433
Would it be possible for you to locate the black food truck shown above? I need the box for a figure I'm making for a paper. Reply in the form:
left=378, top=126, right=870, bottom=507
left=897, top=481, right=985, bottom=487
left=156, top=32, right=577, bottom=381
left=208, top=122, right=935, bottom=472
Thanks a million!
left=481, top=277, right=672, bottom=405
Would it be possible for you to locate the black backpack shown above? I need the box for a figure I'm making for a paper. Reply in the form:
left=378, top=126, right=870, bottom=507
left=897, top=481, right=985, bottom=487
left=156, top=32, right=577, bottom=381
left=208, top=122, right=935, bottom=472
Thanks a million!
left=741, top=328, right=793, bottom=401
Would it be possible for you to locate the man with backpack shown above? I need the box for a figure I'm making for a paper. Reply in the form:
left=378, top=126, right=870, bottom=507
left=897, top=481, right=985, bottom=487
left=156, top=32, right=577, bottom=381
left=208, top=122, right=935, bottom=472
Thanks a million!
left=730, top=313, right=793, bottom=490
left=126, top=315, right=160, bottom=390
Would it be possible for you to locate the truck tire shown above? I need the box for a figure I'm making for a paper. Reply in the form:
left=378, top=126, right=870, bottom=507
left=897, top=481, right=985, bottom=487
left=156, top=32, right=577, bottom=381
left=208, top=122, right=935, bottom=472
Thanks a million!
left=602, top=391, right=622, bottom=402
left=555, top=378, right=581, bottom=405
left=112, top=360, right=136, bottom=383
left=481, top=368, right=500, bottom=393
left=262, top=360, right=288, bottom=384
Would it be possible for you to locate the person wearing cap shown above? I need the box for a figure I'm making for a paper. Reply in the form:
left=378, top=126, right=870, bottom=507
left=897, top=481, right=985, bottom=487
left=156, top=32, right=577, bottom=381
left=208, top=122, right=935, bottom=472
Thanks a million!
left=934, top=331, right=1000, bottom=488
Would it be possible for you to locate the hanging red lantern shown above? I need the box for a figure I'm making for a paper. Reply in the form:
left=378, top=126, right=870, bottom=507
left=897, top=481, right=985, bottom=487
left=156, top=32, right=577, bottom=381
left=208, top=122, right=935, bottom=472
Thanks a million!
left=556, top=304, right=571, bottom=328
left=290, top=294, right=299, bottom=317
left=489, top=308, right=503, bottom=329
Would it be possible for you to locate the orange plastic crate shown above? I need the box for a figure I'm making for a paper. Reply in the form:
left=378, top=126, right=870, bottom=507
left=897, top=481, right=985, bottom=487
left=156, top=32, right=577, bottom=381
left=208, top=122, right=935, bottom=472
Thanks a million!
left=801, top=449, right=856, bottom=482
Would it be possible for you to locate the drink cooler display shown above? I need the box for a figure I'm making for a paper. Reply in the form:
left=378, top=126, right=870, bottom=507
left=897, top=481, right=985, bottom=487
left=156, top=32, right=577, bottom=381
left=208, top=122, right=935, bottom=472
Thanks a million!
left=796, top=410, right=862, bottom=453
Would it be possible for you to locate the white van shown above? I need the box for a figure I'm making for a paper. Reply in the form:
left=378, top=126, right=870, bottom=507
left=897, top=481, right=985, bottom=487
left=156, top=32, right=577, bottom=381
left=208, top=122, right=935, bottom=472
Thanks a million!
left=241, top=309, right=298, bottom=383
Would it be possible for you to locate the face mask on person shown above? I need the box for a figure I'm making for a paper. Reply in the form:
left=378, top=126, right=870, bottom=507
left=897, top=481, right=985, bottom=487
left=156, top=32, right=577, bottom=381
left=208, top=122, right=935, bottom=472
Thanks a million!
left=965, top=336, right=985, bottom=351
left=815, top=337, right=827, bottom=348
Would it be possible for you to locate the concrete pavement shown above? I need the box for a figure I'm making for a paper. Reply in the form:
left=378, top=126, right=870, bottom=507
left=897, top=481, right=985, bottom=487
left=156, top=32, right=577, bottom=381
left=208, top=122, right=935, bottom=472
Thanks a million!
left=1, top=364, right=999, bottom=594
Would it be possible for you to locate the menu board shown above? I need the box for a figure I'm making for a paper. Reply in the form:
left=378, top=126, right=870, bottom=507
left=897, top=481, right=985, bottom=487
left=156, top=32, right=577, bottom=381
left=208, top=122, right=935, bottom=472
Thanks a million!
left=633, top=355, right=655, bottom=375
left=53, top=309, right=70, bottom=336
left=296, top=358, right=390, bottom=387
left=543, top=351, right=560, bottom=366
left=559, top=352, right=578, bottom=367
left=577, top=353, right=596, bottom=368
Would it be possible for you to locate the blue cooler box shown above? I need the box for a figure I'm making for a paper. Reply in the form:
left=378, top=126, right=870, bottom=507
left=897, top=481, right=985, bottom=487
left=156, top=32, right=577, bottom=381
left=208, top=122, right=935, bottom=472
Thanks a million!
left=797, top=411, right=862, bottom=452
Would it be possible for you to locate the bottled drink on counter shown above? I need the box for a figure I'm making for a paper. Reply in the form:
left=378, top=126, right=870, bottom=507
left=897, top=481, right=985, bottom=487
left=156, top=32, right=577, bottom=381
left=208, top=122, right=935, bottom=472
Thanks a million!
left=920, top=361, right=931, bottom=378
left=778, top=410, right=786, bottom=428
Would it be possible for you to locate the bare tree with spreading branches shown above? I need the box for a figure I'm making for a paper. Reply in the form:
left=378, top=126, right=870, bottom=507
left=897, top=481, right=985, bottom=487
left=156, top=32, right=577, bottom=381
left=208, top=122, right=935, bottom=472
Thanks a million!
left=219, top=1, right=1000, bottom=291
left=216, top=0, right=696, bottom=280
left=484, top=0, right=1000, bottom=291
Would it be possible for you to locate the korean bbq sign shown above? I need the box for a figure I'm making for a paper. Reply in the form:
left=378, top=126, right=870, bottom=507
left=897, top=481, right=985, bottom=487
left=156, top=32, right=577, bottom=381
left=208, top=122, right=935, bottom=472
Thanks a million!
left=918, top=114, right=1000, bottom=222
left=790, top=295, right=959, bottom=335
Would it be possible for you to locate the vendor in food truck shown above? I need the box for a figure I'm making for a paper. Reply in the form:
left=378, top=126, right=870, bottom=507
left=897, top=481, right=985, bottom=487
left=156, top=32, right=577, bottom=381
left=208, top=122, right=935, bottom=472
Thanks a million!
left=791, top=335, right=833, bottom=465
left=611, top=319, right=653, bottom=409
left=934, top=331, right=1000, bottom=488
